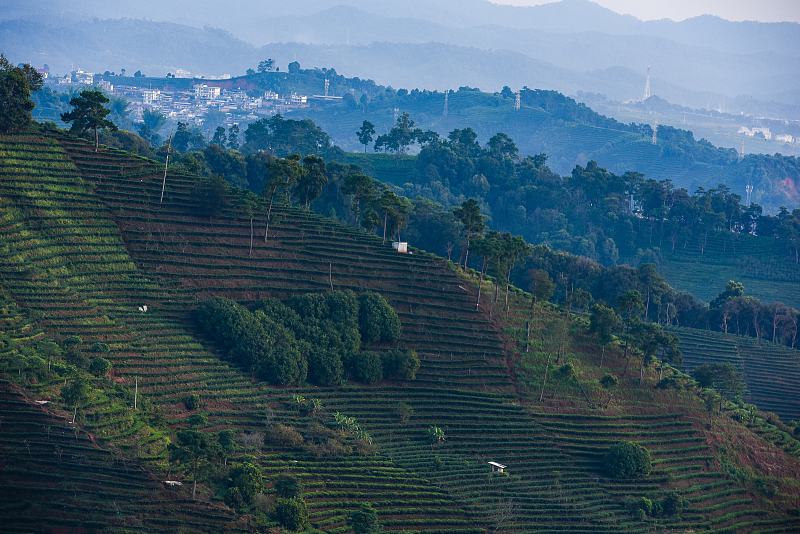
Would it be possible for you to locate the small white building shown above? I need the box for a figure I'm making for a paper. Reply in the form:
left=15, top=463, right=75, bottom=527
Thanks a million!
left=98, top=80, right=114, bottom=93
left=290, top=93, right=308, bottom=104
left=776, top=134, right=794, bottom=143
left=488, top=461, right=507, bottom=473
left=392, top=242, right=408, bottom=253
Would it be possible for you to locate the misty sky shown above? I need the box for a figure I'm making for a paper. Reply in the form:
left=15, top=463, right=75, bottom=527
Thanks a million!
left=493, top=0, right=800, bottom=23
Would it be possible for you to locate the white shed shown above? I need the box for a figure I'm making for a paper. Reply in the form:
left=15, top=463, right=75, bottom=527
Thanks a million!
left=392, top=242, right=408, bottom=253
left=488, top=461, right=507, bottom=473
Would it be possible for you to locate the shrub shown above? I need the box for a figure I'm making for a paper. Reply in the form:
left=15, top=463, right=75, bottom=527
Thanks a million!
left=604, top=441, right=651, bottom=479
left=225, top=487, right=244, bottom=509
left=231, top=462, right=264, bottom=503
left=637, top=497, right=653, bottom=515
left=274, top=497, right=308, bottom=531
left=268, top=424, right=304, bottom=448
left=381, top=349, right=420, bottom=381
left=352, top=351, right=383, bottom=384
left=348, top=502, right=381, bottom=534
left=358, top=292, right=400, bottom=343
left=184, top=393, right=200, bottom=411
left=275, top=474, right=301, bottom=499
left=91, top=342, right=110, bottom=353
left=660, top=491, right=686, bottom=516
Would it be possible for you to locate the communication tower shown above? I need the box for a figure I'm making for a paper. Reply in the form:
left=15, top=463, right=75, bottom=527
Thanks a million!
left=643, top=62, right=651, bottom=100
left=515, top=90, right=520, bottom=110
left=739, top=139, right=744, bottom=161
left=652, top=119, right=658, bottom=145
left=324, top=79, right=329, bottom=97
left=745, top=183, right=753, bottom=206
left=443, top=91, right=448, bottom=117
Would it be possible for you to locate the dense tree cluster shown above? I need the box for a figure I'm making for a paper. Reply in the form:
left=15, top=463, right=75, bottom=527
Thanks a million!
left=195, top=291, right=405, bottom=386
left=604, top=440, right=652, bottom=479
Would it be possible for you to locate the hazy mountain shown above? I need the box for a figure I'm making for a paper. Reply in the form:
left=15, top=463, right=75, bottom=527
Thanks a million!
left=2, top=0, right=798, bottom=113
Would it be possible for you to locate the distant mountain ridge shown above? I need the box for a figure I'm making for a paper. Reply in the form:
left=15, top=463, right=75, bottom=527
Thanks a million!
left=3, top=0, right=799, bottom=110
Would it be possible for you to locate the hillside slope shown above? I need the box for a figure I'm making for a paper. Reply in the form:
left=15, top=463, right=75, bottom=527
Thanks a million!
left=1, top=130, right=799, bottom=532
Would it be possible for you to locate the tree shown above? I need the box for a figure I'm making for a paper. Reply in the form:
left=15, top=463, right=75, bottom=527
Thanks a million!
left=295, top=154, right=328, bottom=209
left=258, top=59, right=275, bottom=73
left=351, top=351, right=383, bottom=384
left=692, top=363, right=745, bottom=415
left=140, top=108, right=166, bottom=145
left=357, top=120, right=376, bottom=154
left=0, top=53, right=44, bottom=133
left=549, top=362, right=575, bottom=399
left=262, top=155, right=303, bottom=241
left=288, top=61, right=301, bottom=74
left=88, top=356, right=111, bottom=377
left=599, top=373, right=619, bottom=408
left=61, top=377, right=91, bottom=408
left=349, top=502, right=381, bottom=534
left=193, top=174, right=228, bottom=220
left=227, top=123, right=239, bottom=150
left=61, top=90, right=118, bottom=151
left=211, top=125, right=227, bottom=146
left=589, top=304, right=621, bottom=367
left=342, top=173, right=376, bottom=227
left=357, top=292, right=401, bottom=343
left=275, top=474, right=301, bottom=499
left=604, top=441, right=651, bottom=479
left=169, top=430, right=221, bottom=499
left=236, top=190, right=259, bottom=257
left=230, top=462, right=264, bottom=503
left=372, top=190, right=408, bottom=244
left=274, top=497, right=307, bottom=530
left=453, top=198, right=485, bottom=268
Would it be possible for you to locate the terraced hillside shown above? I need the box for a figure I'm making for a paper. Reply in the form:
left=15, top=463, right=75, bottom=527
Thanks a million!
left=674, top=326, right=800, bottom=422
left=1, top=130, right=800, bottom=533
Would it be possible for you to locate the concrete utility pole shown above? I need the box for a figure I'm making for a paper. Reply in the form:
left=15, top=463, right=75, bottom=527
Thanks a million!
left=643, top=62, right=651, bottom=100
left=443, top=91, right=448, bottom=117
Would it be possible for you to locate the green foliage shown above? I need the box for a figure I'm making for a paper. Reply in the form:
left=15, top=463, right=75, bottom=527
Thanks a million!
left=0, top=53, right=43, bottom=132
left=381, top=349, right=420, bottom=381
left=60, top=377, right=91, bottom=407
left=184, top=393, right=200, bottom=411
left=274, top=497, right=308, bottom=531
left=604, top=441, right=652, bottom=479
left=195, top=297, right=306, bottom=385
left=358, top=292, right=401, bottom=343
left=351, top=351, right=383, bottom=384
left=396, top=401, right=414, bottom=423
left=348, top=502, right=381, bottom=534
left=88, top=356, right=111, bottom=377
left=61, top=90, right=118, bottom=150
left=91, top=342, right=110, bottom=353
left=230, top=462, right=264, bottom=503
left=192, top=174, right=228, bottom=219
left=275, top=474, right=301, bottom=499
left=428, top=425, right=446, bottom=445
left=224, top=487, right=244, bottom=509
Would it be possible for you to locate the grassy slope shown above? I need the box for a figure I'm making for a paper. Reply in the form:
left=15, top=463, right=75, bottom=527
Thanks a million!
left=0, top=130, right=799, bottom=533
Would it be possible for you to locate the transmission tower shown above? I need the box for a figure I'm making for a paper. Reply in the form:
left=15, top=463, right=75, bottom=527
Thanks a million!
left=652, top=119, right=658, bottom=145
left=515, top=90, right=520, bottom=110
left=393, top=107, right=399, bottom=122
left=739, top=139, right=744, bottom=161
left=324, top=79, right=329, bottom=97
left=643, top=62, right=651, bottom=100
left=443, top=91, right=448, bottom=117
left=745, top=183, right=753, bottom=206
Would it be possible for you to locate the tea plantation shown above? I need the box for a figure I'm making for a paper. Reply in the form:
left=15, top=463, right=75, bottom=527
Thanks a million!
left=1, top=130, right=800, bottom=533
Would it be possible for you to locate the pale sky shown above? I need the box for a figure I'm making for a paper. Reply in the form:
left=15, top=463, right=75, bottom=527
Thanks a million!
left=492, top=0, right=800, bottom=23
